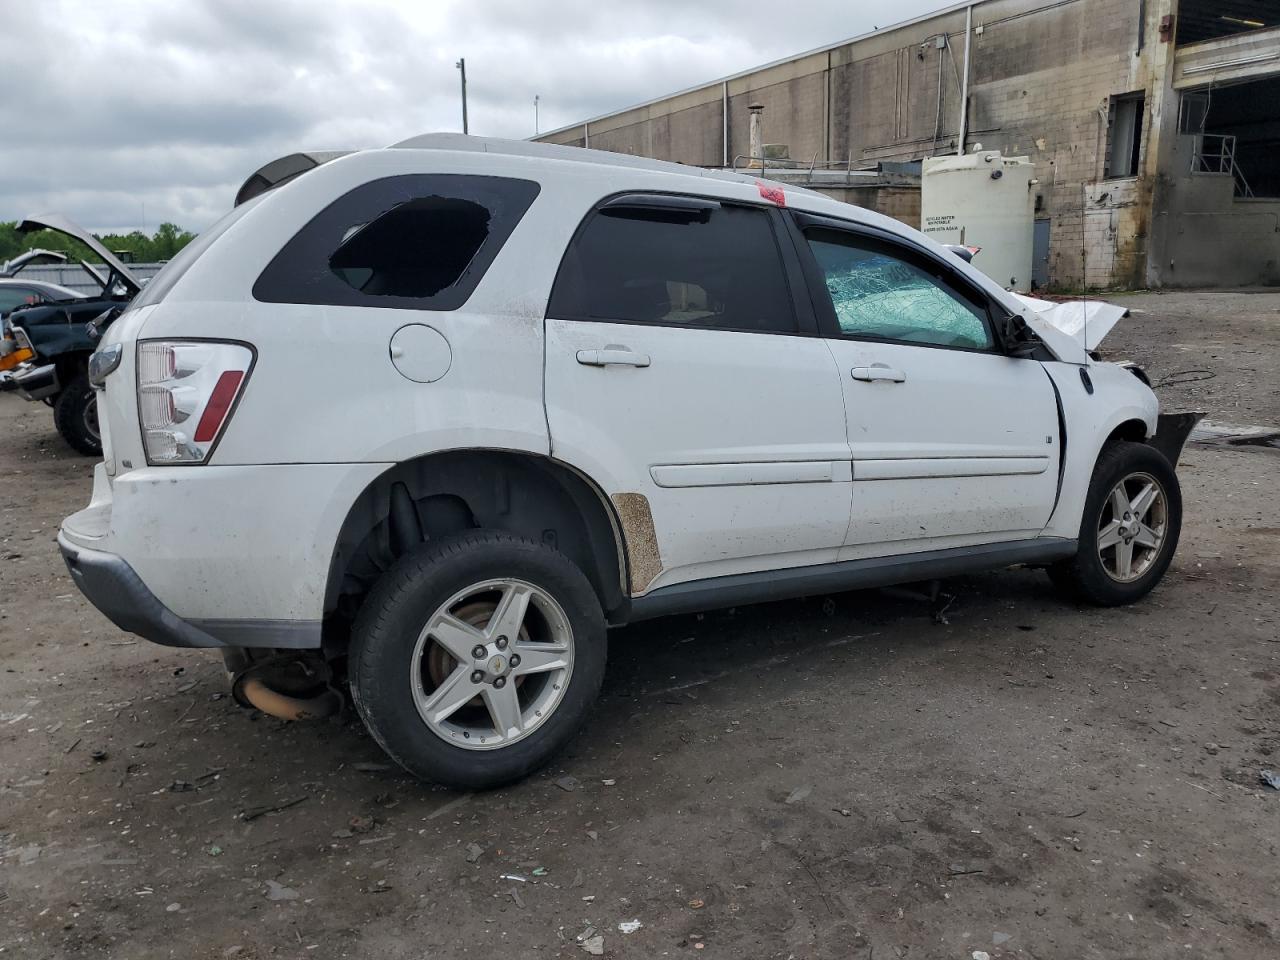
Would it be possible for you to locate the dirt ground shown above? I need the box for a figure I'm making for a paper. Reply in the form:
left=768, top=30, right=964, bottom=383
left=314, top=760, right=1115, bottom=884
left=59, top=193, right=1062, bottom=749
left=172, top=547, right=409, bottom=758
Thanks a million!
left=1, top=290, right=1278, bottom=960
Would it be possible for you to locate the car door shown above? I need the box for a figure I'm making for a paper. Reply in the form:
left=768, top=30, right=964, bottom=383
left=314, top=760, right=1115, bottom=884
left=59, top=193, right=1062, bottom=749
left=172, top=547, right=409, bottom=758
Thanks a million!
left=543, top=194, right=852, bottom=594
left=787, top=214, right=1060, bottom=557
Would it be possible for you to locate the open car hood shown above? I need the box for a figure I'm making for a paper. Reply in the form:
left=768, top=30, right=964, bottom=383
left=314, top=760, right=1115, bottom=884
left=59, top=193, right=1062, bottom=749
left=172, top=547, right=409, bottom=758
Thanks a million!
left=1, top=248, right=69, bottom=277
left=1010, top=293, right=1127, bottom=352
left=16, top=214, right=142, bottom=298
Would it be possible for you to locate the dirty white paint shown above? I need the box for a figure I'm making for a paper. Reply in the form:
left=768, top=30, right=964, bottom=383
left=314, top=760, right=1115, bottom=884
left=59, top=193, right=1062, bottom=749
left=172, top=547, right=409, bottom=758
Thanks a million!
left=545, top=316, right=852, bottom=591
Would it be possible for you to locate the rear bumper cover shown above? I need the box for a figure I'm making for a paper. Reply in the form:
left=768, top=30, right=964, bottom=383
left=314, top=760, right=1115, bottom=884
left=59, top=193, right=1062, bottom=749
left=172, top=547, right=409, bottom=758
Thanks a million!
left=58, top=531, right=320, bottom=649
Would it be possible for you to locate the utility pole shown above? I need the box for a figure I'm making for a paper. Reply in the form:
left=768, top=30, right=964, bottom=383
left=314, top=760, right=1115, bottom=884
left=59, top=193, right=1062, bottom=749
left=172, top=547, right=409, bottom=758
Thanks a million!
left=456, top=58, right=469, bottom=134
left=534, top=95, right=540, bottom=135
left=957, top=4, right=972, bottom=155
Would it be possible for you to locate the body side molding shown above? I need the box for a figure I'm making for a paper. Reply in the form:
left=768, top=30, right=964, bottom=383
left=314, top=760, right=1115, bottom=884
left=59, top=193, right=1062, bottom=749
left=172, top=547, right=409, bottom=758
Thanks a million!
left=627, top=537, right=1077, bottom=621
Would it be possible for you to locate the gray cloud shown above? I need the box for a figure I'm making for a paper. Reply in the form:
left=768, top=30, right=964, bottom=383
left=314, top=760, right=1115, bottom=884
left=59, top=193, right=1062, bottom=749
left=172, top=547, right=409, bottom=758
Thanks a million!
left=4, top=0, right=945, bottom=233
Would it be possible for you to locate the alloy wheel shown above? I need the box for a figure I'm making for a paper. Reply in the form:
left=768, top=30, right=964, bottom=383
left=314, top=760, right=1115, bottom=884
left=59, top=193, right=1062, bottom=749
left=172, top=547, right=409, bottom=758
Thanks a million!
left=411, top=578, right=574, bottom=750
left=1097, top=471, right=1167, bottom=582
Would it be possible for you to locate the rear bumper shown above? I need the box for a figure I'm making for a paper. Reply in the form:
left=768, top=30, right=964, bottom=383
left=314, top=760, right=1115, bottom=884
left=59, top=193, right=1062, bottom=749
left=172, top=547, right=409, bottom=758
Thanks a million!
left=59, top=532, right=225, bottom=648
left=58, top=531, right=322, bottom=649
left=59, top=459, right=387, bottom=643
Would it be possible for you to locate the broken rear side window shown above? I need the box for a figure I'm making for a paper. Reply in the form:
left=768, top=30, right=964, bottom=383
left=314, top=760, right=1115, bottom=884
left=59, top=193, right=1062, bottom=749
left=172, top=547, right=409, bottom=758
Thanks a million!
left=254, top=175, right=540, bottom=311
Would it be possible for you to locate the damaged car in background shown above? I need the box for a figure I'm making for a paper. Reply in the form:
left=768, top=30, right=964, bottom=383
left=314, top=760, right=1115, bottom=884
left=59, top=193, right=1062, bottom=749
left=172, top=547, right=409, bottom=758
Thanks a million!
left=0, top=247, right=81, bottom=339
left=1, top=215, right=143, bottom=454
left=59, top=135, right=1200, bottom=789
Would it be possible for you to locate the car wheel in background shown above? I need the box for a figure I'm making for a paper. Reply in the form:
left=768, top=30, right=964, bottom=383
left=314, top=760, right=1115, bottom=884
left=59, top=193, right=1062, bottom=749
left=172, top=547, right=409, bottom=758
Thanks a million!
left=53, top=374, right=102, bottom=456
left=1048, top=440, right=1181, bottom=606
left=349, top=531, right=606, bottom=789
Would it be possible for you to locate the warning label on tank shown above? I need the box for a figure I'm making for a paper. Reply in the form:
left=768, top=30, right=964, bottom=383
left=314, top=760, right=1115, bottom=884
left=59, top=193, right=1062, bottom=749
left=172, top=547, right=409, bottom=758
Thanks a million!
left=923, top=215, right=958, bottom=236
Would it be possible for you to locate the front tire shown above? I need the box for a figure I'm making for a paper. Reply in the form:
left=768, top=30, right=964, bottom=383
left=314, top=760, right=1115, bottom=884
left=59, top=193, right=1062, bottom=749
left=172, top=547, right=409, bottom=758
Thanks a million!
left=1049, top=440, right=1181, bottom=606
left=53, top=374, right=101, bottom=456
left=349, top=531, right=606, bottom=789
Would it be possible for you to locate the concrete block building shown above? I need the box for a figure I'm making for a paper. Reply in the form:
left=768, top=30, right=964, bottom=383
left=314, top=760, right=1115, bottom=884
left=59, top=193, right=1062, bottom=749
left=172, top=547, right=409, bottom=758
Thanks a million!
left=536, top=0, right=1280, bottom=290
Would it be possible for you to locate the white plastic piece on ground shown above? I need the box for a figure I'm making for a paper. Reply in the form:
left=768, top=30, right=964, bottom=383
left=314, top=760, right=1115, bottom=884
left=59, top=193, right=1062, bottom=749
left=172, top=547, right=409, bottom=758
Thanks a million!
left=1191, top=420, right=1278, bottom=443
left=618, top=920, right=643, bottom=934
left=1010, top=293, right=1128, bottom=351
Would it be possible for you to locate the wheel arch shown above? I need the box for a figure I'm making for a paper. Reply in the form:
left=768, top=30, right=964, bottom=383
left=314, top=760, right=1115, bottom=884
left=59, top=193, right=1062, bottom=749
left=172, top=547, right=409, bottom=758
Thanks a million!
left=1103, top=417, right=1150, bottom=448
left=53, top=349, right=91, bottom=383
left=322, top=449, right=630, bottom=647
left=1041, top=363, right=1159, bottom=541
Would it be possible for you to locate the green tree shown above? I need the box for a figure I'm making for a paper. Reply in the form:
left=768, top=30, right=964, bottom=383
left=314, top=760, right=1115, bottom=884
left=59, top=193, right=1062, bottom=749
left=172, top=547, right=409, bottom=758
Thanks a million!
left=0, top=221, right=195, bottom=267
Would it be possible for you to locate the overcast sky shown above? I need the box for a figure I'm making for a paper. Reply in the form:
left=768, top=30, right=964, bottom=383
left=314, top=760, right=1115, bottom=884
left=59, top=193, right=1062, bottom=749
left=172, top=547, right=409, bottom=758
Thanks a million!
left=4, top=0, right=949, bottom=234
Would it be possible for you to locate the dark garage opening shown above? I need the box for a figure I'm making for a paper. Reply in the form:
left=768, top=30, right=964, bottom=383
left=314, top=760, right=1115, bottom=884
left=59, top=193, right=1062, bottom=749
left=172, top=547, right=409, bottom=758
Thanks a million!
left=1183, top=75, right=1280, bottom=197
left=1177, top=0, right=1280, bottom=45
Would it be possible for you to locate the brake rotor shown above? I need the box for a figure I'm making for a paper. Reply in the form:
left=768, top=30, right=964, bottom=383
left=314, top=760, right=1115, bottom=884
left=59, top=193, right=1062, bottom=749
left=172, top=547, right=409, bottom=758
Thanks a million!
left=424, top=599, right=530, bottom=700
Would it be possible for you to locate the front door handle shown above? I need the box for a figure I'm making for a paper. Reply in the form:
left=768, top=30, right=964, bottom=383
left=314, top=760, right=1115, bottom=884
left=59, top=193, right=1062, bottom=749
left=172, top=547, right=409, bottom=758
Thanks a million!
left=576, top=347, right=651, bottom=368
left=851, top=363, right=906, bottom=383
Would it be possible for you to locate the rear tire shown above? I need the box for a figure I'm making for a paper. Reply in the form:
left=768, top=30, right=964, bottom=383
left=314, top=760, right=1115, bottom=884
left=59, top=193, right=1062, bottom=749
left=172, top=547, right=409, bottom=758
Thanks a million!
left=1048, top=440, right=1181, bottom=606
left=53, top=374, right=101, bottom=456
left=349, top=531, right=606, bottom=789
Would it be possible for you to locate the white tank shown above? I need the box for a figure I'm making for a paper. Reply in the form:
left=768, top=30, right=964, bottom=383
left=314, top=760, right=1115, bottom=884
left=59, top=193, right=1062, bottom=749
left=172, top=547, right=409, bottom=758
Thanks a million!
left=921, top=149, right=1036, bottom=292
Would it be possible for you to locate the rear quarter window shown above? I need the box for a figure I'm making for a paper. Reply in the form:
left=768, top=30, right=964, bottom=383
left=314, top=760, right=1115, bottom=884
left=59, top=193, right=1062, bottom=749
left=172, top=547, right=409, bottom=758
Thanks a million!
left=253, top=175, right=540, bottom=311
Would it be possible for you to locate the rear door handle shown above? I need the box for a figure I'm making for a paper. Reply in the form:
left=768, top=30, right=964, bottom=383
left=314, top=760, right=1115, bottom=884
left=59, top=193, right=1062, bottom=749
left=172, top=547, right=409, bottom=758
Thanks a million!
left=576, top=347, right=651, bottom=368
left=851, top=363, right=906, bottom=383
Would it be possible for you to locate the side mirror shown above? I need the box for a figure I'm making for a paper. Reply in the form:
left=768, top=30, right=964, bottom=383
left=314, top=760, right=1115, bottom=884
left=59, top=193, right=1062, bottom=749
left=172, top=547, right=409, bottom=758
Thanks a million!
left=944, top=244, right=982, bottom=263
left=998, top=312, right=1042, bottom=358
left=85, top=305, right=122, bottom=340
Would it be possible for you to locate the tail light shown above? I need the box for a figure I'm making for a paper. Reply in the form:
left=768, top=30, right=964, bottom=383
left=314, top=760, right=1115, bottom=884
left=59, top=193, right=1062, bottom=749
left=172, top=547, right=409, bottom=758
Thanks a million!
left=137, top=340, right=253, bottom=464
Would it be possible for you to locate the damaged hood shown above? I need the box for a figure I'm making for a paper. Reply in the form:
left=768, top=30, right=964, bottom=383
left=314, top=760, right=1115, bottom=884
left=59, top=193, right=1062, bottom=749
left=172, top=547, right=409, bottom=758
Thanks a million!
left=1010, top=293, right=1128, bottom=352
left=1, top=248, right=68, bottom=277
left=16, top=214, right=142, bottom=298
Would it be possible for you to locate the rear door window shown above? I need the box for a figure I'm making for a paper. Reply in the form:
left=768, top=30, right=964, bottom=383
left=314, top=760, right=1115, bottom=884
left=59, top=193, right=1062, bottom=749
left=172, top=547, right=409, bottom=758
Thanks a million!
left=254, top=175, right=540, bottom=311
left=547, top=198, right=797, bottom=334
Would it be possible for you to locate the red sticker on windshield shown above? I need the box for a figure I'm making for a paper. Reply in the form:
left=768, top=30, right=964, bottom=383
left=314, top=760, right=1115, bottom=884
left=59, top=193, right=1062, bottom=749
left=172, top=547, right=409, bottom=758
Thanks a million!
left=756, top=180, right=786, bottom=206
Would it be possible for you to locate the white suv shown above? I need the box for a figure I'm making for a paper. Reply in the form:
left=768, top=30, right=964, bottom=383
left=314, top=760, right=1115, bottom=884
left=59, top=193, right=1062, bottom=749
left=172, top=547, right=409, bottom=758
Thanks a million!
left=60, top=134, right=1190, bottom=788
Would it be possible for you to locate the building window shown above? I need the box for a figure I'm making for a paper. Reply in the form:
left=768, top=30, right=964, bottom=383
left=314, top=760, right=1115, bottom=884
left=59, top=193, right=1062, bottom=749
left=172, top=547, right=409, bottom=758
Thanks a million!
left=1106, top=93, right=1146, bottom=179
